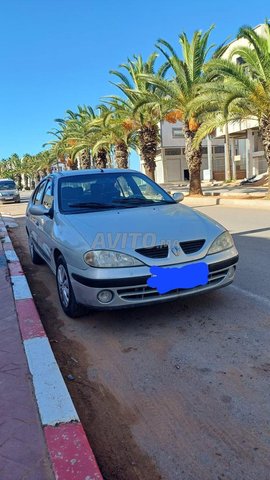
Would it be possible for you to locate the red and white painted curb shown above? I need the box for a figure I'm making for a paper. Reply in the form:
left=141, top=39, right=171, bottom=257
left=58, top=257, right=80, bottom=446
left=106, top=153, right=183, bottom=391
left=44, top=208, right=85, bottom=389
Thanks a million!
left=0, top=216, right=103, bottom=480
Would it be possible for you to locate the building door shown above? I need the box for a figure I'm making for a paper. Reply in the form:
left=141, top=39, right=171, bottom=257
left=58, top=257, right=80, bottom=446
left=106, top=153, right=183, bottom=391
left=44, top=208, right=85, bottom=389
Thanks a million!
left=184, top=169, right=189, bottom=181
left=165, top=159, right=181, bottom=182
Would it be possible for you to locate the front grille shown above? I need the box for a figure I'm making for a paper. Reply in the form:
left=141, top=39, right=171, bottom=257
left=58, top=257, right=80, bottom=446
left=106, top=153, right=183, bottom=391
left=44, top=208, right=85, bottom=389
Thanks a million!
left=135, top=245, right=168, bottom=258
left=117, top=263, right=235, bottom=303
left=180, top=239, right=205, bottom=254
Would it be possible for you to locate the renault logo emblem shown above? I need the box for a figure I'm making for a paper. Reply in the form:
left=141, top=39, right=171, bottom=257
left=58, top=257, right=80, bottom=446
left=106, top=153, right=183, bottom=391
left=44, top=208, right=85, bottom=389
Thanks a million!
left=171, top=245, right=181, bottom=256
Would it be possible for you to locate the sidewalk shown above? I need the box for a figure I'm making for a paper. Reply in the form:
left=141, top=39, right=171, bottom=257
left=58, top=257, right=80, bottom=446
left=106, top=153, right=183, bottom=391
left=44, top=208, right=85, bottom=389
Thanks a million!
left=0, top=234, right=54, bottom=479
left=182, top=196, right=270, bottom=208
left=0, top=216, right=103, bottom=480
left=161, top=180, right=268, bottom=197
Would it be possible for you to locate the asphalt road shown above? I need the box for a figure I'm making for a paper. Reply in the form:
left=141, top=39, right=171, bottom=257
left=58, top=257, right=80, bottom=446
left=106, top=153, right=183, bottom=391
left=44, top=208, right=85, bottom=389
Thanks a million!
left=1, top=193, right=270, bottom=480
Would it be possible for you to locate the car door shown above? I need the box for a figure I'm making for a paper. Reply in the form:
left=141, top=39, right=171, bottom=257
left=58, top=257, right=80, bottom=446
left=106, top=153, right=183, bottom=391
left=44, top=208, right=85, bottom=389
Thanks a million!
left=37, top=178, right=55, bottom=267
left=27, top=180, right=48, bottom=255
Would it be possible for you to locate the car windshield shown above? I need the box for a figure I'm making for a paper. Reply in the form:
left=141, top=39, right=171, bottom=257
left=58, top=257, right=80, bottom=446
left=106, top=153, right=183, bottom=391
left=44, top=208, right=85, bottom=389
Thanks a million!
left=0, top=181, right=16, bottom=190
left=58, top=172, right=175, bottom=213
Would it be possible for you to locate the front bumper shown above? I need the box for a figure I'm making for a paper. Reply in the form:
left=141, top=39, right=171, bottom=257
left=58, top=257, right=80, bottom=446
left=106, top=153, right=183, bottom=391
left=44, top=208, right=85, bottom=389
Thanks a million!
left=70, top=250, right=239, bottom=309
left=0, top=195, right=20, bottom=203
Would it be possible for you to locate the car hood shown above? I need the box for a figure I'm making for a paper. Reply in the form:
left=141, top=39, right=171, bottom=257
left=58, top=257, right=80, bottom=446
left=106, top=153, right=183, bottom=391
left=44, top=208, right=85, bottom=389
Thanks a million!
left=64, top=203, right=224, bottom=261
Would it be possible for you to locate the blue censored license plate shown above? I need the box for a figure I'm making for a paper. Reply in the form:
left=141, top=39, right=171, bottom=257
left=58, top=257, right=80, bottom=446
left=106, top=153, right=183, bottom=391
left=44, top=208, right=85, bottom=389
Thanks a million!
left=147, top=262, right=209, bottom=294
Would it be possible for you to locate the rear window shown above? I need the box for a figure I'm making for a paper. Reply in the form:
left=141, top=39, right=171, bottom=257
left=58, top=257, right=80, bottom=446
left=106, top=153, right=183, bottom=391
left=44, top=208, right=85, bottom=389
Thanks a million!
left=0, top=181, right=16, bottom=190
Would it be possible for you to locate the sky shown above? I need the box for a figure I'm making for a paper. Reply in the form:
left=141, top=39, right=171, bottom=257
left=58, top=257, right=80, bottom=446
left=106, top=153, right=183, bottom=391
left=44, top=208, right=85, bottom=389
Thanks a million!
left=0, top=0, right=268, bottom=169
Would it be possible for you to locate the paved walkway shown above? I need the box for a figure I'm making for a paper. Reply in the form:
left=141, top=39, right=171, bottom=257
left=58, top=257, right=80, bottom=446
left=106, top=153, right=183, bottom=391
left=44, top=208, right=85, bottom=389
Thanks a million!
left=161, top=182, right=268, bottom=196
left=0, top=241, right=53, bottom=480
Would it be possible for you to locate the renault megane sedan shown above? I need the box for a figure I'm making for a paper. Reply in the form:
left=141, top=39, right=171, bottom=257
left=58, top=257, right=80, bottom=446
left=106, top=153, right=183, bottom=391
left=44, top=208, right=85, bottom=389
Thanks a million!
left=26, top=169, right=239, bottom=317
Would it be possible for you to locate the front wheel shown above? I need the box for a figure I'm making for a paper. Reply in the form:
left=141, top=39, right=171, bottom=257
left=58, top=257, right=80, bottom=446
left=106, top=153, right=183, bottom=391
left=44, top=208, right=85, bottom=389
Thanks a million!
left=56, top=255, right=88, bottom=318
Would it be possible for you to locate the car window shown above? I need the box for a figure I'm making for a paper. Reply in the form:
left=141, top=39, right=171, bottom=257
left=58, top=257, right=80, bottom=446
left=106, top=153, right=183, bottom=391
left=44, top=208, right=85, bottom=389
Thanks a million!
left=132, top=175, right=164, bottom=201
left=42, top=179, right=54, bottom=209
left=116, top=176, right=133, bottom=197
left=58, top=173, right=174, bottom=213
left=0, top=180, right=16, bottom=190
left=33, top=181, right=47, bottom=205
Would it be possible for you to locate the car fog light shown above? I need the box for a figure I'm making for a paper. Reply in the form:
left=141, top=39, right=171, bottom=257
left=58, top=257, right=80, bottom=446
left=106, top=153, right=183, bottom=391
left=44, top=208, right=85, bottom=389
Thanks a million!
left=228, top=266, right=235, bottom=278
left=97, top=290, right=113, bottom=304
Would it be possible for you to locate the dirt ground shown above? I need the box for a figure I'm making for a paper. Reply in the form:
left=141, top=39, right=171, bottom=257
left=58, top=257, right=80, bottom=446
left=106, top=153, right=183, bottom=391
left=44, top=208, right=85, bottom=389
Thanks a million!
left=2, top=198, right=270, bottom=480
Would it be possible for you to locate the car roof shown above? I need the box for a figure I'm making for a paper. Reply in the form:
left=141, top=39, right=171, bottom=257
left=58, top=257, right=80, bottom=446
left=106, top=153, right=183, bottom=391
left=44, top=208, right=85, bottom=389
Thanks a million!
left=50, top=168, right=141, bottom=178
left=0, top=178, right=15, bottom=181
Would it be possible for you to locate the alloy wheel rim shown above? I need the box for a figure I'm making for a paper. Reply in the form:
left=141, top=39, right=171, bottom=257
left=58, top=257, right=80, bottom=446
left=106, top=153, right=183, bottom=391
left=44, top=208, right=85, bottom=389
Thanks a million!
left=57, top=264, right=70, bottom=308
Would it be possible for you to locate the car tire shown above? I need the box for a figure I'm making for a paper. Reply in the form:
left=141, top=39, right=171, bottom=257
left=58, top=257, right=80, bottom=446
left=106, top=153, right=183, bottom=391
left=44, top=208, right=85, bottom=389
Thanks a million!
left=56, top=255, right=88, bottom=318
left=28, top=237, right=44, bottom=265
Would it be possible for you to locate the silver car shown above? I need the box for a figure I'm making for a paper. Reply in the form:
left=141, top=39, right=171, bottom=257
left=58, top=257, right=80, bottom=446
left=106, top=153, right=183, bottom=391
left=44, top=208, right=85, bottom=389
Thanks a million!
left=0, top=178, right=21, bottom=203
left=26, top=169, right=239, bottom=317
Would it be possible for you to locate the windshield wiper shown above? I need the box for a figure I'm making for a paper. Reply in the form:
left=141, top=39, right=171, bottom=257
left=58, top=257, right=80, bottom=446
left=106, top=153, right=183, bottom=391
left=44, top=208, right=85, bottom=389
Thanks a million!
left=68, top=202, right=115, bottom=208
left=68, top=201, right=136, bottom=209
left=113, top=197, right=175, bottom=205
left=114, top=197, right=154, bottom=204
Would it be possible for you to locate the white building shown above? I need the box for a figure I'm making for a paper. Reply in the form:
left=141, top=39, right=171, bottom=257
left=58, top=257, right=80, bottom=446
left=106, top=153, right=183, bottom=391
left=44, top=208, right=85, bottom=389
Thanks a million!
left=143, top=121, right=225, bottom=184
left=142, top=24, right=268, bottom=184
left=215, top=24, right=267, bottom=179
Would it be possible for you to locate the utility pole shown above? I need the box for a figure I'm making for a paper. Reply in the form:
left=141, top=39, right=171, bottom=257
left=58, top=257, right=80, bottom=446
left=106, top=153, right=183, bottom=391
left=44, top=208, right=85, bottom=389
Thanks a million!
left=224, top=123, right=231, bottom=181
left=207, top=135, right=213, bottom=180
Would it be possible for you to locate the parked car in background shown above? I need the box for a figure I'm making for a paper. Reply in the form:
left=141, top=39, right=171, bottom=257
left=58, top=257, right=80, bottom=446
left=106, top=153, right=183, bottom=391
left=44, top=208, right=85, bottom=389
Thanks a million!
left=0, top=179, right=20, bottom=203
left=26, top=169, right=239, bottom=318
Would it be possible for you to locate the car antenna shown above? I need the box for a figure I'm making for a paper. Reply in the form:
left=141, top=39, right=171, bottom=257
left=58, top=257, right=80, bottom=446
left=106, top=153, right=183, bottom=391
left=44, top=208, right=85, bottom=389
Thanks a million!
left=100, top=168, right=104, bottom=173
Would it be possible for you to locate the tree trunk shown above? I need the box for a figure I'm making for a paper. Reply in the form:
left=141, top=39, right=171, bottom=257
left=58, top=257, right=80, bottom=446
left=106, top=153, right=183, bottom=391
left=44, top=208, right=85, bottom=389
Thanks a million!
left=34, top=174, right=40, bottom=187
left=80, top=149, right=91, bottom=169
left=139, top=124, right=159, bottom=181
left=183, top=122, right=203, bottom=196
left=259, top=116, right=270, bottom=198
left=66, top=156, right=78, bottom=170
left=22, top=174, right=29, bottom=189
left=115, top=142, right=128, bottom=168
left=16, top=174, right=22, bottom=190
left=95, top=148, right=107, bottom=169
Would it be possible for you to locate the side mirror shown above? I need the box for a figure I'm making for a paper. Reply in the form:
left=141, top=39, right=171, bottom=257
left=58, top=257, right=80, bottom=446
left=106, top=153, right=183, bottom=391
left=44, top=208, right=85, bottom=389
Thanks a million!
left=172, top=192, right=184, bottom=203
left=29, top=204, right=52, bottom=217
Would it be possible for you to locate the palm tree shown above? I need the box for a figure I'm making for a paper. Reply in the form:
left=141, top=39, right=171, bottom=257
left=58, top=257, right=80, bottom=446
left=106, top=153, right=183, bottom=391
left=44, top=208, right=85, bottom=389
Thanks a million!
left=56, top=105, right=111, bottom=169
left=192, top=22, right=270, bottom=197
left=0, top=158, right=9, bottom=178
left=20, top=154, right=34, bottom=188
left=139, top=27, right=215, bottom=195
left=62, top=106, right=95, bottom=169
left=45, top=121, right=78, bottom=170
left=6, top=154, right=23, bottom=188
left=108, top=53, right=169, bottom=180
left=91, top=105, right=137, bottom=169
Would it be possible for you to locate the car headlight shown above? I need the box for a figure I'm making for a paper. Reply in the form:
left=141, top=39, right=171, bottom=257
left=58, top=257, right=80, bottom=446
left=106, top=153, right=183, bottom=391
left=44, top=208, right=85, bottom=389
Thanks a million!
left=208, top=231, right=234, bottom=255
left=84, top=250, right=145, bottom=268
left=0, top=193, right=2, bottom=196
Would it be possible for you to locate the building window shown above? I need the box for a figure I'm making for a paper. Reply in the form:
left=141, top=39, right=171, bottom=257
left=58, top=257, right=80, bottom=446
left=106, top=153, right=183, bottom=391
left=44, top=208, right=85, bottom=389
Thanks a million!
left=214, top=145, right=225, bottom=154
left=165, top=148, right=182, bottom=156
left=172, top=128, right=183, bottom=138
